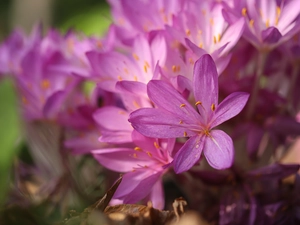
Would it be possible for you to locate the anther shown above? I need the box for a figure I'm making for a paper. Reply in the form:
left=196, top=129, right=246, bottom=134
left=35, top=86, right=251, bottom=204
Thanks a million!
left=249, top=19, right=254, bottom=27
left=183, top=131, right=187, bottom=137
left=242, top=8, right=247, bottom=16
left=211, top=103, right=216, bottom=111
left=180, top=103, right=186, bottom=108
left=132, top=53, right=139, bottom=61
left=134, top=147, right=142, bottom=151
left=186, top=29, right=191, bottom=36
left=195, top=101, right=202, bottom=106
left=117, top=75, right=122, bottom=81
left=146, top=151, right=152, bottom=157
left=154, top=142, right=160, bottom=149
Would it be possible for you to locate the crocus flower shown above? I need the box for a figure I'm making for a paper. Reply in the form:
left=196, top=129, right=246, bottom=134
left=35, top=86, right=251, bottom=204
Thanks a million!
left=92, top=131, right=174, bottom=209
left=129, top=54, right=249, bottom=173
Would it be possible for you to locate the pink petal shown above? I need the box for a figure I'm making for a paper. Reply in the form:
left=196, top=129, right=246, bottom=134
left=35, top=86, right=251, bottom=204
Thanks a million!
left=129, top=108, right=195, bottom=138
left=193, top=54, right=219, bottom=121
left=203, top=130, right=234, bottom=170
left=93, top=106, right=132, bottom=131
left=92, top=148, right=152, bottom=173
left=148, top=180, right=164, bottom=209
left=210, top=92, right=249, bottom=128
left=147, top=80, right=200, bottom=123
left=173, top=135, right=205, bottom=174
left=123, top=172, right=162, bottom=204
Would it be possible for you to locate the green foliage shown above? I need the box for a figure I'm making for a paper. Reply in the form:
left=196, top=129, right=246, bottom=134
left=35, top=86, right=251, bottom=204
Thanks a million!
left=0, top=79, right=21, bottom=205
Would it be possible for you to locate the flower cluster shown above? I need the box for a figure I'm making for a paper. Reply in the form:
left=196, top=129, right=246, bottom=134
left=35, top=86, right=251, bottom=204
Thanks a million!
left=1, top=0, right=300, bottom=224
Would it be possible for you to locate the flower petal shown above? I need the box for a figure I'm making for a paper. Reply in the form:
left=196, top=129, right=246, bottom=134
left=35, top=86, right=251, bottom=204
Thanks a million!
left=193, top=54, right=219, bottom=121
left=210, top=92, right=249, bottom=128
left=92, top=148, right=152, bottom=173
left=148, top=180, right=164, bottom=209
left=173, top=135, right=205, bottom=174
left=129, top=108, right=194, bottom=138
left=123, top=172, right=162, bottom=204
left=147, top=80, right=200, bottom=123
left=203, top=130, right=234, bottom=170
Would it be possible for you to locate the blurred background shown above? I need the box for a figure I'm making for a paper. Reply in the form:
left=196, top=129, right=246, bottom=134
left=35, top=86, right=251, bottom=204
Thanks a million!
left=0, top=0, right=111, bottom=215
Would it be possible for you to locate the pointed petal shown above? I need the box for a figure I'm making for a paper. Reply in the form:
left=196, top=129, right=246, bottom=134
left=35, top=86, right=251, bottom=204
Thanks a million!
left=211, top=92, right=249, bottom=127
left=147, top=80, right=200, bottom=122
left=123, top=172, right=162, bottom=204
left=148, top=180, right=164, bottom=209
left=93, top=106, right=132, bottom=131
left=261, top=27, right=282, bottom=44
left=129, top=108, right=194, bottom=138
left=92, top=148, right=151, bottom=173
left=43, top=90, right=66, bottom=119
left=173, top=135, right=205, bottom=174
left=204, top=130, right=234, bottom=170
left=193, top=54, right=219, bottom=118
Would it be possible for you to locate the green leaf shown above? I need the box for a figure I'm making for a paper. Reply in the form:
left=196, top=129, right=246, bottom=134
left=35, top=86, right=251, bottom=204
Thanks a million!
left=0, top=78, right=21, bottom=205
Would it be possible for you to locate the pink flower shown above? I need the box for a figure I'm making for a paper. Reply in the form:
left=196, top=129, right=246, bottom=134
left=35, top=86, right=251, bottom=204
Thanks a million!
left=129, top=54, right=249, bottom=173
left=92, top=131, right=174, bottom=209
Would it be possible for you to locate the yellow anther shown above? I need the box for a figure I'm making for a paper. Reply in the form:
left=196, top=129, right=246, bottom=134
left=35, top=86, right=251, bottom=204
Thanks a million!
left=179, top=120, right=183, bottom=124
left=217, top=33, right=221, bottom=42
left=249, top=19, right=254, bottom=27
left=242, top=8, right=247, bottom=16
left=144, top=65, right=148, bottom=73
left=172, top=65, right=181, bottom=73
left=189, top=58, right=194, bottom=64
left=132, top=53, right=139, bottom=61
left=154, top=142, right=160, bottom=149
left=180, top=103, right=186, bottom=108
left=117, top=75, right=123, bottom=81
left=204, top=129, right=210, bottom=136
left=172, top=65, right=176, bottom=72
left=195, top=101, right=202, bottom=106
left=198, top=42, right=203, bottom=48
left=145, top=61, right=150, bottom=68
left=183, top=131, right=187, bottom=137
left=124, top=68, right=129, bottom=74
left=213, top=36, right=217, bottom=44
left=186, top=29, right=191, bottom=36
left=133, top=75, right=138, bottom=81
left=211, top=103, right=216, bottom=111
left=41, top=79, right=50, bottom=89
left=146, top=151, right=153, bottom=157
left=118, top=110, right=126, bottom=115
left=163, top=15, right=168, bottom=23
left=134, top=147, right=142, bottom=151
left=276, top=6, right=281, bottom=16
left=133, top=100, right=140, bottom=108
left=265, top=19, right=270, bottom=28
left=210, top=18, right=214, bottom=26
left=133, top=153, right=138, bottom=158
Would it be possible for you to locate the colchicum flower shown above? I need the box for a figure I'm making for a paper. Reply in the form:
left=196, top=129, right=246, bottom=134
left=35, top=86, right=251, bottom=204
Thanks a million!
left=129, top=54, right=249, bottom=173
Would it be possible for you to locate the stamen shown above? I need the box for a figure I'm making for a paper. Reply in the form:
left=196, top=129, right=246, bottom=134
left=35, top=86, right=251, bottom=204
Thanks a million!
left=242, top=8, right=247, bottom=16
left=133, top=75, right=138, bottom=81
left=97, top=41, right=103, bottom=48
left=146, top=151, right=153, bottom=157
left=276, top=6, right=281, bottom=16
left=132, top=53, right=139, bottom=61
left=186, top=29, right=191, bottom=36
left=179, top=120, right=183, bottom=124
left=211, top=103, right=216, bottom=111
left=265, top=19, right=270, bottom=28
left=198, top=43, right=203, bottom=48
left=180, top=103, right=186, bottom=108
left=133, top=100, right=140, bottom=108
left=249, top=19, right=254, bottom=27
left=124, top=68, right=129, bottom=74
left=133, top=153, right=138, bottom=158
left=213, top=36, right=217, bottom=44
left=210, top=18, right=214, bottom=26
left=22, top=96, right=28, bottom=104
left=154, top=142, right=160, bottom=149
left=117, top=75, right=122, bottom=81
left=144, top=65, right=148, bottom=73
left=184, top=131, right=187, bottom=137
left=41, top=79, right=50, bottom=89
left=195, top=101, right=202, bottom=106
left=134, top=147, right=142, bottom=151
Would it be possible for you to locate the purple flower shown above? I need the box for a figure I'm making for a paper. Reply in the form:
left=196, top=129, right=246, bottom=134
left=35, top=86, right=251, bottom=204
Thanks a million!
left=129, top=54, right=249, bottom=173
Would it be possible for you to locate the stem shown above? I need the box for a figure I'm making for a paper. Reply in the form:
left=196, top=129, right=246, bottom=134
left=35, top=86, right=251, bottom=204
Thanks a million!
left=246, top=51, right=268, bottom=119
left=287, top=63, right=299, bottom=114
